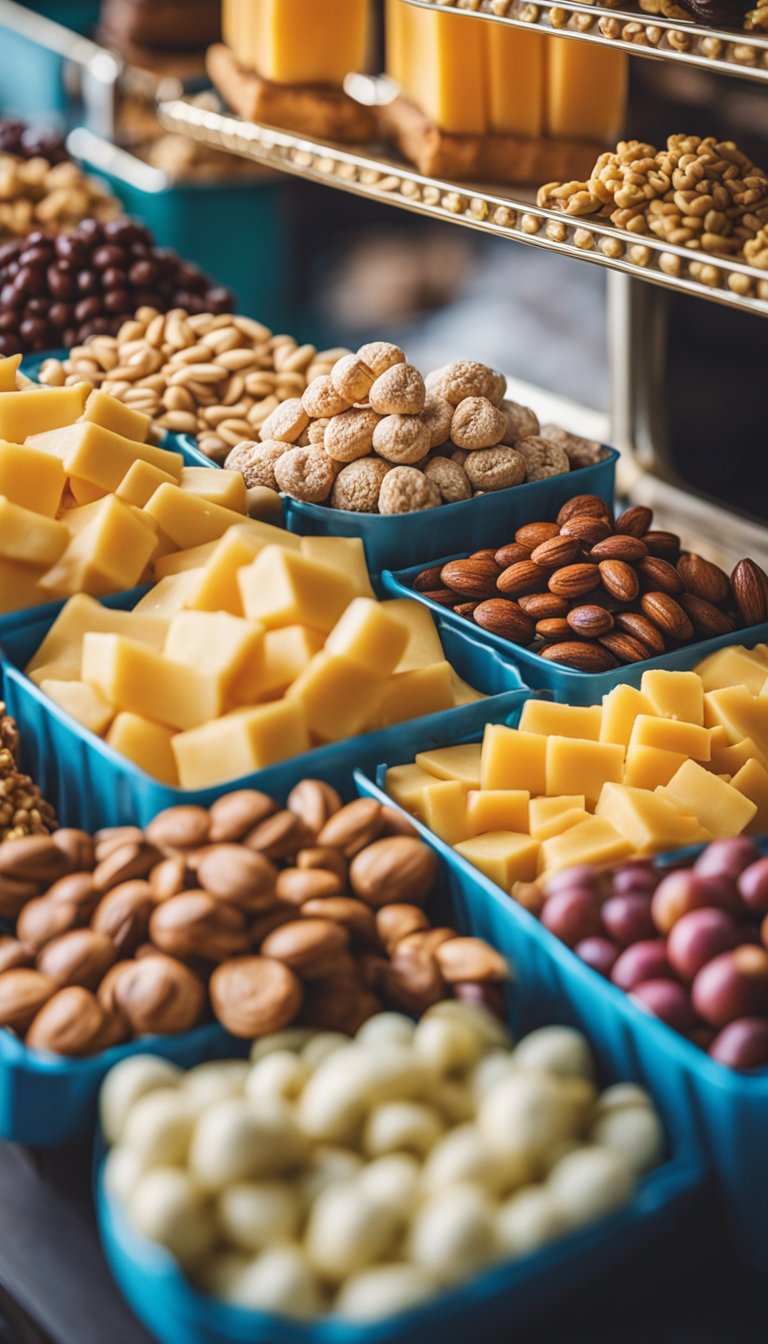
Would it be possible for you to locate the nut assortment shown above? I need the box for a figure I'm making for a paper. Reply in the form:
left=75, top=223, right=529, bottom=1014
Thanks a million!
left=224, top=348, right=604, bottom=514
left=0, top=119, right=69, bottom=165
left=101, top=1014, right=662, bottom=1316
left=39, top=309, right=345, bottom=460
left=0, top=151, right=120, bottom=245
left=410, top=494, right=768, bottom=669
left=0, top=788, right=507, bottom=1056
left=0, top=701, right=56, bottom=842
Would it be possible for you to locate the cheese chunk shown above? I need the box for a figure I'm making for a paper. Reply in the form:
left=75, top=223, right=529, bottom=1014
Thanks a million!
left=628, top=715, right=712, bottom=761
left=450, top=671, right=484, bottom=706
left=0, top=384, right=88, bottom=439
left=0, top=558, right=54, bottom=615
left=238, top=546, right=356, bottom=632
left=226, top=0, right=370, bottom=85
left=38, top=496, right=158, bottom=597
left=0, top=354, right=21, bottom=391
left=386, top=599, right=445, bottom=674
left=172, top=702, right=310, bottom=789
left=696, top=645, right=768, bottom=695
left=710, top=735, right=763, bottom=776
left=415, top=744, right=482, bottom=788
left=530, top=806, right=591, bottom=842
left=540, top=817, right=632, bottom=875
left=421, top=780, right=472, bottom=845
left=392, top=3, right=486, bottom=134
left=28, top=422, right=183, bottom=491
left=454, top=832, right=540, bottom=888
left=519, top=701, right=602, bottom=741
left=133, top=571, right=204, bottom=619
left=69, top=476, right=107, bottom=506
left=662, top=760, right=757, bottom=838
left=546, top=736, right=625, bottom=808
left=372, top=661, right=455, bottom=728
left=287, top=652, right=386, bottom=741
left=106, top=713, right=179, bottom=786
left=81, top=388, right=151, bottom=442
left=164, top=610, right=265, bottom=701
left=624, top=744, right=687, bottom=790
left=466, top=789, right=530, bottom=836
left=529, top=795, right=587, bottom=840
left=325, top=598, right=409, bottom=677
left=703, top=686, right=768, bottom=762
left=731, top=758, right=768, bottom=834
left=115, top=459, right=177, bottom=508
left=184, top=527, right=274, bottom=616
left=40, top=678, right=115, bottom=736
left=0, top=441, right=65, bottom=517
left=144, top=483, right=259, bottom=550
left=82, top=633, right=224, bottom=731
left=0, top=496, right=68, bottom=566
left=487, top=26, right=545, bottom=137
left=641, top=670, right=704, bottom=725
left=596, top=782, right=710, bottom=854
left=300, top=536, right=374, bottom=599
left=546, top=40, right=627, bottom=140
left=385, top=763, right=440, bottom=816
left=179, top=467, right=247, bottom=513
left=481, top=726, right=547, bottom=794
left=239, top=625, right=324, bottom=702
left=26, top=594, right=169, bottom=680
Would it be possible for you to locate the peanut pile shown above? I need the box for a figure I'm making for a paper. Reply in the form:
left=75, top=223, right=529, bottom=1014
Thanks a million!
left=0, top=153, right=119, bottom=241
left=0, top=703, right=56, bottom=843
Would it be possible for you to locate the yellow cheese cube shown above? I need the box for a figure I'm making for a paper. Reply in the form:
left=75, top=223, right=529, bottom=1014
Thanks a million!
left=624, top=744, right=687, bottom=790
left=599, top=685, right=654, bottom=748
left=0, top=441, right=65, bottom=517
left=183, top=527, right=271, bottom=616
left=40, top=678, right=115, bottom=737
left=325, top=598, right=409, bottom=677
left=179, top=467, right=247, bottom=513
left=0, top=354, right=22, bottom=390
left=0, top=496, right=68, bottom=566
left=38, top=496, right=158, bottom=597
left=288, top=652, right=386, bottom=740
left=26, top=594, right=169, bottom=680
left=68, top=476, right=106, bottom=506
left=546, top=737, right=625, bottom=808
left=82, top=633, right=224, bottom=731
left=704, top=686, right=768, bottom=762
left=155, top=541, right=219, bottom=578
left=238, top=546, right=356, bottom=633
left=236, top=625, right=324, bottom=702
left=300, top=536, right=374, bottom=599
left=172, top=701, right=311, bottom=789
left=696, top=645, right=768, bottom=695
left=144, top=484, right=274, bottom=551
left=540, top=817, right=632, bottom=875
left=0, top=558, right=55, bottom=615
left=164, top=610, right=265, bottom=701
left=628, top=715, right=712, bottom=761
left=596, top=782, right=710, bottom=854
left=28, top=662, right=80, bottom=687
left=132, top=571, right=204, bottom=619
left=731, top=758, right=768, bottom=834
left=421, top=780, right=472, bottom=845
left=519, top=700, right=602, bottom=741
left=372, top=661, right=455, bottom=728
left=414, top=743, right=482, bottom=788
left=106, top=713, right=178, bottom=786
left=229, top=0, right=370, bottom=85
left=480, top=725, right=546, bottom=794
left=116, top=459, right=177, bottom=508
left=81, top=388, right=151, bottom=442
left=28, top=423, right=183, bottom=491
left=382, top=599, right=445, bottom=674
left=385, top=763, right=441, bottom=816
left=663, top=759, right=757, bottom=838
left=529, top=795, right=586, bottom=838
left=711, top=736, right=763, bottom=776
left=641, top=670, right=704, bottom=725
left=0, top=384, right=88, bottom=439
left=454, top=832, right=540, bottom=888
left=450, top=670, right=484, bottom=706
left=529, top=806, right=591, bottom=842
left=466, top=789, right=530, bottom=836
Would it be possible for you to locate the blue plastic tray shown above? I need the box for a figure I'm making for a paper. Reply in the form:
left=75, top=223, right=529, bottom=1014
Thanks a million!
left=284, top=449, right=618, bottom=578
left=382, top=558, right=768, bottom=705
left=0, top=590, right=532, bottom=828
left=356, top=768, right=768, bottom=1273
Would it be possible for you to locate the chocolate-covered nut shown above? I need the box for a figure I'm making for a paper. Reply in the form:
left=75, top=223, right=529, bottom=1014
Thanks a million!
left=52, top=828, right=94, bottom=871
left=16, top=896, right=82, bottom=952
left=300, top=897, right=378, bottom=944
left=379, top=942, right=445, bottom=1015
left=0, top=936, right=33, bottom=973
left=99, top=954, right=206, bottom=1036
left=375, top=905, right=430, bottom=954
left=0, top=968, right=57, bottom=1031
left=435, top=938, right=509, bottom=983
left=296, top=846, right=349, bottom=887
left=261, top=918, right=349, bottom=979
left=145, top=806, right=210, bottom=852
left=209, top=790, right=278, bottom=842
left=287, top=779, right=343, bottom=835
left=317, top=800, right=385, bottom=857
left=91, top=881, right=154, bottom=955
left=150, top=855, right=188, bottom=901
left=276, top=868, right=343, bottom=908
left=37, top=929, right=116, bottom=990
left=300, top=974, right=382, bottom=1034
left=210, top=955, right=303, bottom=1038
left=94, top=826, right=144, bottom=863
left=149, top=892, right=250, bottom=963
left=25, top=986, right=107, bottom=1057
left=93, top=841, right=160, bottom=892
left=244, top=810, right=313, bottom=861
left=47, top=871, right=100, bottom=916
left=350, top=837, right=436, bottom=908
left=196, top=845, right=277, bottom=911
left=0, top=835, right=69, bottom=885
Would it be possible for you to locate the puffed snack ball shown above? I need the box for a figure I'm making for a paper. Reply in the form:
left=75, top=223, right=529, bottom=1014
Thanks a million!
left=335, top=1264, right=436, bottom=1321
left=379, top=465, right=440, bottom=515
left=406, top=1183, right=499, bottom=1286
left=273, top=446, right=336, bottom=503
left=188, top=1096, right=307, bottom=1189
left=100, top=1053, right=183, bottom=1144
left=304, top=1182, right=401, bottom=1281
left=548, top=1146, right=636, bottom=1230
left=331, top=456, right=390, bottom=512
left=129, top=1166, right=215, bottom=1269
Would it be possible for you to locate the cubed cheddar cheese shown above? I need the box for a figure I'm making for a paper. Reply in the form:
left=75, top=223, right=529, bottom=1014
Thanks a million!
left=731, top=758, right=768, bottom=834
left=0, top=559, right=59, bottom=615
left=450, top=670, right=484, bottom=706
left=414, top=744, right=482, bottom=788
left=696, top=645, right=768, bottom=695
left=529, top=795, right=588, bottom=840
left=115, top=459, right=177, bottom=508
left=239, top=625, right=324, bottom=701
left=179, top=466, right=247, bottom=513
left=38, top=495, right=159, bottom=597
left=640, top=670, right=704, bottom=725
left=0, top=353, right=22, bottom=391
left=287, top=652, right=386, bottom=740
left=325, top=598, right=409, bottom=677
left=0, top=441, right=65, bottom=517
left=662, top=759, right=757, bottom=838
left=466, top=789, right=529, bottom=835
left=25, top=594, right=169, bottom=680
left=164, top=610, right=265, bottom=701
left=421, top=780, right=472, bottom=845
left=481, top=726, right=547, bottom=794
left=68, top=476, right=107, bottom=506
left=143, top=482, right=264, bottom=550
left=230, top=0, right=370, bottom=86
left=0, top=384, right=88, bottom=439
left=82, top=388, right=151, bottom=442
left=623, top=744, right=687, bottom=790
left=172, top=701, right=311, bottom=789
left=371, top=661, right=455, bottom=728
left=385, top=763, right=440, bottom=816
left=28, top=422, right=183, bottom=491
left=518, top=700, right=602, bottom=740
left=133, top=571, right=205, bottom=619
left=0, top=497, right=68, bottom=567
left=545, top=736, right=625, bottom=808
left=238, top=546, right=356, bottom=632
left=106, top=713, right=179, bottom=786
left=184, top=527, right=272, bottom=616
left=82, top=633, right=225, bottom=731
left=710, top=735, right=764, bottom=776
left=299, top=536, right=375, bottom=599
left=596, top=782, right=710, bottom=853
left=155, top=540, right=220, bottom=578
left=384, top=599, right=445, bottom=673
left=531, top=806, right=590, bottom=842
left=454, top=832, right=540, bottom=888
left=703, top=686, right=768, bottom=763
left=540, top=816, right=632, bottom=874
left=40, top=678, right=115, bottom=736
left=628, top=715, right=712, bottom=761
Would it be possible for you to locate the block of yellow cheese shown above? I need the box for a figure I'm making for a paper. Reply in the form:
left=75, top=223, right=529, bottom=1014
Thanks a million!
left=696, top=645, right=768, bottom=695
left=703, top=686, right=768, bottom=762
left=530, top=806, right=591, bottom=843
left=235, top=625, right=324, bottom=702
left=143, top=482, right=263, bottom=550
left=0, top=354, right=21, bottom=391
left=238, top=546, right=356, bottom=633
left=179, top=467, right=247, bottom=513
left=540, top=817, right=632, bottom=875
left=628, top=715, right=712, bottom=761
left=28, top=423, right=183, bottom=491
left=519, top=700, right=602, bottom=741
left=172, top=701, right=311, bottom=789
left=641, top=670, right=704, bottom=725
left=450, top=670, right=484, bottom=707
left=132, top=571, right=205, bottom=619
left=38, top=496, right=158, bottom=597
left=391, top=3, right=486, bottom=134
left=225, top=0, right=370, bottom=85
left=26, top=594, right=169, bottom=681
left=299, top=536, right=375, bottom=599
left=81, top=388, right=151, bottom=442
left=546, top=40, right=627, bottom=140
left=454, top=832, right=540, bottom=888
left=68, top=475, right=107, bottom=506
left=155, top=541, right=219, bottom=578
left=662, top=759, right=757, bottom=838
left=183, top=528, right=273, bottom=616
left=0, top=559, right=54, bottom=615
left=596, top=782, right=710, bottom=853
left=0, top=384, right=88, bottom=439
left=164, top=610, right=265, bottom=701
left=545, top=736, right=625, bottom=808
left=529, top=795, right=588, bottom=840
left=710, top=735, right=764, bottom=776
left=82, top=633, right=225, bottom=731
left=421, top=781, right=472, bottom=845
left=287, top=652, right=386, bottom=741
left=106, top=713, right=179, bottom=786
left=466, top=789, right=530, bottom=836
left=385, top=763, right=440, bottom=817
left=486, top=25, right=545, bottom=137
left=600, top=684, right=654, bottom=748
left=116, top=459, right=177, bottom=508
left=624, top=744, right=687, bottom=790
left=731, top=758, right=768, bottom=834
left=0, top=441, right=65, bottom=517
left=0, top=496, right=68, bottom=567
left=325, top=598, right=409, bottom=678
left=385, top=599, right=445, bottom=674
left=372, top=661, right=455, bottom=728
left=414, top=743, right=483, bottom=788
left=481, top=726, right=547, bottom=795
left=40, top=678, right=115, bottom=737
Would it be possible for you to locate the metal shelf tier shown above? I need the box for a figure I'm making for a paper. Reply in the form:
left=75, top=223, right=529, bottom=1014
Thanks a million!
left=159, top=94, right=768, bottom=318
left=399, top=0, right=768, bottom=83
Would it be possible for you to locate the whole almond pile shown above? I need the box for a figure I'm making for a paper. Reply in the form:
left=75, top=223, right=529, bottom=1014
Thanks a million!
left=0, top=784, right=507, bottom=1057
left=411, top=494, right=768, bottom=672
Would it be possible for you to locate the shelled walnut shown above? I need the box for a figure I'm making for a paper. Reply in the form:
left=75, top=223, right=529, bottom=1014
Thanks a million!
left=0, top=703, right=56, bottom=842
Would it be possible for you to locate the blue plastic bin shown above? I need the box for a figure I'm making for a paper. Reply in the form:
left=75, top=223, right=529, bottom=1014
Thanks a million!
left=382, top=558, right=768, bottom=705
left=284, top=449, right=618, bottom=579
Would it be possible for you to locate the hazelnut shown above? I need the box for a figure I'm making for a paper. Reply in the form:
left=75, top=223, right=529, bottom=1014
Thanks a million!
left=145, top=806, right=211, bottom=853
left=36, top=929, right=116, bottom=989
left=209, top=790, right=279, bottom=843
left=261, top=918, right=349, bottom=979
left=210, top=955, right=303, bottom=1038
left=149, top=891, right=250, bottom=962
left=287, top=779, right=342, bottom=835
left=450, top=397, right=506, bottom=450
left=0, top=968, right=58, bottom=1031
left=98, top=954, right=206, bottom=1036
left=196, top=845, right=277, bottom=911
left=350, top=837, right=436, bottom=908
left=26, top=986, right=110, bottom=1057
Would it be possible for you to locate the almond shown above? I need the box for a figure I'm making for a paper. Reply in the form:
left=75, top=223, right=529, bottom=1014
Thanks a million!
left=474, top=598, right=535, bottom=644
left=615, top=505, right=653, bottom=537
left=413, top=565, right=444, bottom=592
left=441, top=557, right=502, bottom=599
left=536, top=618, right=571, bottom=641
left=515, top=522, right=560, bottom=549
left=637, top=556, right=684, bottom=596
left=454, top=601, right=480, bottom=618
left=679, top=593, right=736, bottom=638
left=590, top=536, right=648, bottom=562
left=538, top=640, right=618, bottom=672
left=497, top=559, right=549, bottom=597
left=567, top=604, right=614, bottom=637
left=643, top=530, right=681, bottom=559
left=640, top=591, right=694, bottom=641
left=731, top=558, right=768, bottom=627
left=422, top=588, right=458, bottom=606
left=556, top=495, right=612, bottom=526
left=494, top=542, right=532, bottom=566
left=598, top=559, right=640, bottom=602
left=599, top=632, right=651, bottom=664
left=548, top=563, right=600, bottom=598
left=677, top=553, right=729, bottom=606
left=615, top=611, right=666, bottom=655
left=530, top=535, right=582, bottom=569
left=518, top=592, right=569, bottom=619
left=470, top=548, right=500, bottom=561
left=559, top=514, right=612, bottom=547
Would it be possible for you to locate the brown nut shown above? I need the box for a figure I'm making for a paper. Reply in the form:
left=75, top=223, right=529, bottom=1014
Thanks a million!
left=640, top=591, right=694, bottom=641
left=598, top=559, right=640, bottom=602
left=99, top=954, right=206, bottom=1036
left=614, top=505, right=653, bottom=537
left=286, top=779, right=342, bottom=835
left=209, top=790, right=279, bottom=842
left=196, top=846, right=277, bottom=912
left=25, top=986, right=108, bottom=1057
left=515, top=523, right=560, bottom=549
left=556, top=495, right=612, bottom=526
left=677, top=554, right=730, bottom=606
left=94, top=827, right=145, bottom=863
left=530, top=536, right=582, bottom=569
left=150, top=855, right=189, bottom=902
left=539, top=641, right=619, bottom=672
left=52, top=829, right=95, bottom=871
left=249, top=907, right=295, bottom=944
left=245, top=810, right=314, bottom=861
left=421, top=589, right=458, bottom=607
left=398, top=928, right=456, bottom=958
left=455, top=602, right=480, bottom=619
left=450, top=397, right=506, bottom=450
left=548, top=564, right=601, bottom=599
left=473, top=599, right=535, bottom=644
left=0, top=936, right=33, bottom=973
left=560, top=515, right=612, bottom=547
left=440, top=558, right=501, bottom=600
left=615, top=612, right=666, bottom=656
left=349, top=836, right=436, bottom=908
left=379, top=942, right=445, bottom=1015
left=0, top=835, right=69, bottom=886
left=494, top=543, right=532, bottom=567
left=16, top=896, right=83, bottom=953
left=0, top=874, right=39, bottom=921
left=518, top=593, right=569, bottom=620
left=145, top=806, right=210, bottom=853
left=317, top=799, right=384, bottom=858
left=590, top=536, right=648, bottom=562
left=93, top=841, right=161, bottom=893
left=210, top=955, right=303, bottom=1038
left=91, top=881, right=155, bottom=955
left=599, top=632, right=651, bottom=664
left=261, top=918, right=349, bottom=979
left=276, top=868, right=343, bottom=908
left=301, top=975, right=382, bottom=1034
left=300, top=898, right=377, bottom=944
left=567, top=605, right=614, bottom=638
left=643, top=531, right=680, bottom=559
left=149, top=892, right=250, bottom=963
left=47, top=871, right=100, bottom=916
left=375, top=904, right=430, bottom=953
left=37, top=930, right=116, bottom=990
left=679, top=593, right=736, bottom=638
left=732, top=559, right=768, bottom=628
left=414, top=566, right=444, bottom=593
left=496, top=560, right=549, bottom=597
left=637, top=556, right=684, bottom=596
left=0, top=968, right=58, bottom=1031
left=435, top=937, right=509, bottom=983
left=296, top=846, right=348, bottom=887
left=379, top=808, right=419, bottom=839
left=536, top=618, right=571, bottom=643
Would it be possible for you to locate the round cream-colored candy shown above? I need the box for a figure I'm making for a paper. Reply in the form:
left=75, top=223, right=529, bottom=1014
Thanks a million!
left=331, top=354, right=375, bottom=404
left=592, top=1083, right=655, bottom=1117
left=497, top=1185, right=566, bottom=1256
left=335, top=1264, right=436, bottom=1321
left=378, top=466, right=440, bottom=515
left=296, top=1145, right=365, bottom=1206
left=422, top=1124, right=531, bottom=1197
left=431, top=1079, right=476, bottom=1125
left=591, top=1105, right=664, bottom=1176
left=129, top=1166, right=214, bottom=1269
left=296, top=1045, right=381, bottom=1143
left=250, top=1028, right=314, bottom=1063
left=548, top=1146, right=636, bottom=1229
left=423, top=456, right=471, bottom=503
left=274, top=446, right=335, bottom=503
left=412, top=1013, right=484, bottom=1074
left=363, top=1101, right=445, bottom=1158
left=357, top=340, right=405, bottom=378
left=355, top=1012, right=415, bottom=1048
left=470, top=1051, right=515, bottom=1097
left=478, top=1072, right=579, bottom=1161
left=425, top=1001, right=512, bottom=1053
left=182, top=1061, right=249, bottom=1110
left=223, top=1245, right=323, bottom=1318
left=121, top=1088, right=195, bottom=1167
left=372, top=414, right=430, bottom=465
left=356, top=1153, right=422, bottom=1217
left=245, top=1051, right=309, bottom=1105
left=100, top=1054, right=183, bottom=1145
left=301, top=1031, right=349, bottom=1072
left=369, top=363, right=425, bottom=416
left=450, top=397, right=506, bottom=451
left=406, top=1184, right=498, bottom=1286
left=367, top=1042, right=435, bottom=1102
left=188, top=1097, right=307, bottom=1190
left=512, top=1027, right=594, bottom=1082
left=103, top=1145, right=145, bottom=1205
left=305, top=1183, right=400, bottom=1282
left=217, top=1180, right=302, bottom=1252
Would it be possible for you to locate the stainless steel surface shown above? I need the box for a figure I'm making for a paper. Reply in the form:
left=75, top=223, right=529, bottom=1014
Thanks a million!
left=400, top=0, right=768, bottom=84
